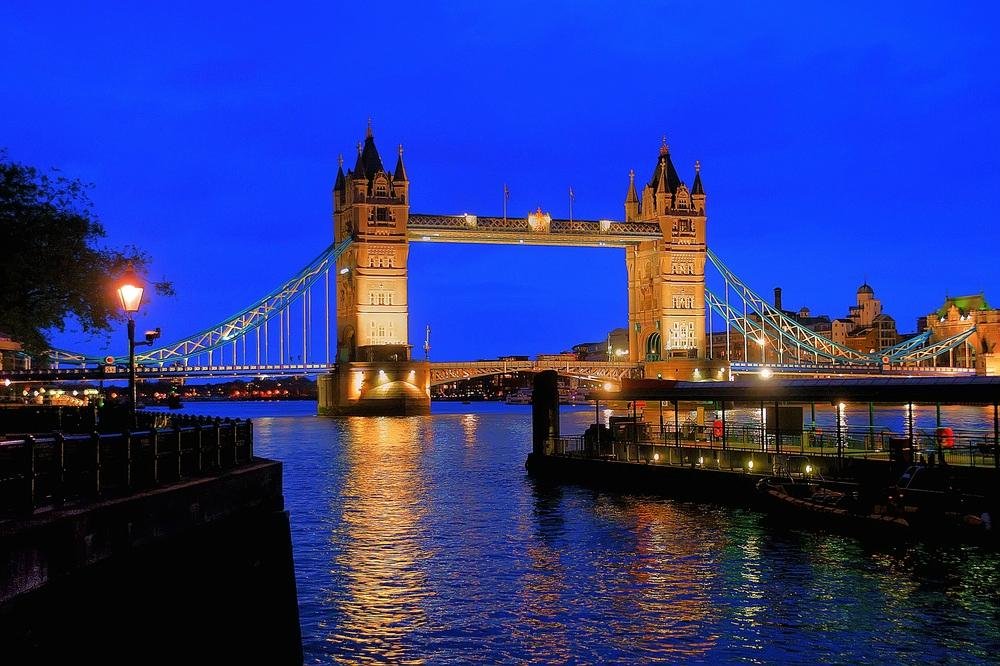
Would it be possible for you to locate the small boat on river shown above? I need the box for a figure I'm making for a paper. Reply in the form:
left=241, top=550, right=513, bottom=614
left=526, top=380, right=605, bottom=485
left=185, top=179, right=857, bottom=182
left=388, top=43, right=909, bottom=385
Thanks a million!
left=756, top=466, right=994, bottom=543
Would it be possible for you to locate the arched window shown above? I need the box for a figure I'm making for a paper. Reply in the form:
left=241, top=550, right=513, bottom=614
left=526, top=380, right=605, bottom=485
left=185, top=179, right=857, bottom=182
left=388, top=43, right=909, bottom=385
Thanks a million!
left=645, top=332, right=661, bottom=361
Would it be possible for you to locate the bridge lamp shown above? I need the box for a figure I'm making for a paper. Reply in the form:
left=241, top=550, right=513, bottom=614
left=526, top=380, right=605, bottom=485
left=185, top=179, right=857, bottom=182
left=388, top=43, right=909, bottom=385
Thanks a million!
left=760, top=367, right=773, bottom=380
left=117, top=266, right=145, bottom=429
left=339, top=267, right=350, bottom=275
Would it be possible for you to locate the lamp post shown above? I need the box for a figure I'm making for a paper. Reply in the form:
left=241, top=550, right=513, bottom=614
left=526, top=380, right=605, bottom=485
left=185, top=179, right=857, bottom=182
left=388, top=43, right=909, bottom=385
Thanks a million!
left=117, top=267, right=144, bottom=429
left=756, top=336, right=766, bottom=364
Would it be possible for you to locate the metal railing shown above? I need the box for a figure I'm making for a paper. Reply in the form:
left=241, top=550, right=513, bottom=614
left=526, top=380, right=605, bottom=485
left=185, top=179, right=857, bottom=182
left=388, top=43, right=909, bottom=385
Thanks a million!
left=0, top=418, right=254, bottom=516
left=549, top=423, right=1000, bottom=469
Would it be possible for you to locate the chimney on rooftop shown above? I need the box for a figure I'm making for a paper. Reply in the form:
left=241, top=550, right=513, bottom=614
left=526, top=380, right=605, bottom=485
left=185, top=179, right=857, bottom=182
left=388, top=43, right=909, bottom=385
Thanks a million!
left=774, top=287, right=783, bottom=312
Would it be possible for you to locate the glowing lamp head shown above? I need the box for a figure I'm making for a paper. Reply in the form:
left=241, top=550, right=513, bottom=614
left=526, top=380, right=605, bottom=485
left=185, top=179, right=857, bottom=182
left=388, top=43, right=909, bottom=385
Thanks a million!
left=805, top=465, right=813, bottom=474
left=747, top=460, right=754, bottom=470
left=760, top=367, right=773, bottom=379
left=603, top=382, right=613, bottom=391
left=653, top=453, right=660, bottom=462
left=117, top=283, right=143, bottom=313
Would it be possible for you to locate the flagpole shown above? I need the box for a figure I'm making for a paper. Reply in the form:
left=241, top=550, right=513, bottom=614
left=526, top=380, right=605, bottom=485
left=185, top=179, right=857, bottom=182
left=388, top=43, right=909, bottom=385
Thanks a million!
left=569, top=186, right=574, bottom=223
left=503, top=183, right=508, bottom=223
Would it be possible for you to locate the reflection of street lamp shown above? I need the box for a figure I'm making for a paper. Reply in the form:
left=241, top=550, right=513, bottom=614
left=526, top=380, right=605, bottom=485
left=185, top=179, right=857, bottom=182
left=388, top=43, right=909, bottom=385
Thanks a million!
left=117, top=267, right=144, bottom=427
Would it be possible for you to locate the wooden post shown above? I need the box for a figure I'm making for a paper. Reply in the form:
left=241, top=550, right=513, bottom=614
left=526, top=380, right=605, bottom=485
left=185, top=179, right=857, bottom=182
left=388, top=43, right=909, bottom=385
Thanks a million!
left=214, top=419, right=222, bottom=468
left=759, top=402, right=766, bottom=452
left=174, top=423, right=183, bottom=479
left=124, top=429, right=133, bottom=490
left=91, top=431, right=102, bottom=497
left=54, top=432, right=65, bottom=506
left=151, top=427, right=160, bottom=485
left=721, top=400, right=727, bottom=451
left=993, top=402, right=999, bottom=470
left=24, top=435, right=36, bottom=513
left=195, top=424, right=203, bottom=473
left=673, top=400, right=680, bottom=448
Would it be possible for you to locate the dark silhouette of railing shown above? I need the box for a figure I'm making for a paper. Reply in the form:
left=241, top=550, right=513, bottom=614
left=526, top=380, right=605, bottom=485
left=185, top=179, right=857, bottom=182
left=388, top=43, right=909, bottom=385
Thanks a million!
left=0, top=417, right=253, bottom=515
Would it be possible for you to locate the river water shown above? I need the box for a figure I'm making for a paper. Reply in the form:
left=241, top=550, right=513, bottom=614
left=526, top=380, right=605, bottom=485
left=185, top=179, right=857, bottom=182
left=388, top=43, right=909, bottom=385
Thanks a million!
left=168, top=401, right=1000, bottom=663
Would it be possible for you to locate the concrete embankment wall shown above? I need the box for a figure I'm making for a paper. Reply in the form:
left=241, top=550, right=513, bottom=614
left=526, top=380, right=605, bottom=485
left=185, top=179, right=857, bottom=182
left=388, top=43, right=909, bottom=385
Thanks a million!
left=0, top=460, right=302, bottom=664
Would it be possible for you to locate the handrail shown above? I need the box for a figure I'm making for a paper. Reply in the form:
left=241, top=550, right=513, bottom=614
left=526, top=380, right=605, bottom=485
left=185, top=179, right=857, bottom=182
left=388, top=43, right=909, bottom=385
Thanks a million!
left=0, top=418, right=255, bottom=516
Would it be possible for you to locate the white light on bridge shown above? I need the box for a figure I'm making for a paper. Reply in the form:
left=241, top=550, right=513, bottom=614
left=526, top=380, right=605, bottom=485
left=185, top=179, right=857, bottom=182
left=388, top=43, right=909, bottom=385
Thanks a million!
left=760, top=367, right=773, bottom=379
left=603, top=382, right=613, bottom=391
left=339, top=267, right=350, bottom=275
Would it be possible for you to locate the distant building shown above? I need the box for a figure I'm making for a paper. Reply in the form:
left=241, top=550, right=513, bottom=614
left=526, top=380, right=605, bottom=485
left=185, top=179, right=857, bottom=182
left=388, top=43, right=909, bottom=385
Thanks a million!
left=708, top=283, right=903, bottom=361
left=923, top=294, right=1000, bottom=373
left=0, top=331, right=28, bottom=371
left=572, top=327, right=629, bottom=361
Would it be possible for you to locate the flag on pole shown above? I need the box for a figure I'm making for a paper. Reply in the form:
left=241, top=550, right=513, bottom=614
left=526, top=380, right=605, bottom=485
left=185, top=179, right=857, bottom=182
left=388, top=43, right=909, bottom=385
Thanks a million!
left=504, top=183, right=510, bottom=200
left=569, top=186, right=574, bottom=200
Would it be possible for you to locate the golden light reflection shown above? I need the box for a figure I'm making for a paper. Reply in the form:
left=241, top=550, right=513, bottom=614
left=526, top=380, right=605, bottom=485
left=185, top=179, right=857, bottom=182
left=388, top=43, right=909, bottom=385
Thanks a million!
left=326, top=416, right=431, bottom=662
left=461, top=413, right=478, bottom=447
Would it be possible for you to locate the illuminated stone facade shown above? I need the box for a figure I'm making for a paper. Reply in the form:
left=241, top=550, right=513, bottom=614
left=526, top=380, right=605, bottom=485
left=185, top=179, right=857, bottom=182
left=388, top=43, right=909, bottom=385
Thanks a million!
left=322, top=126, right=430, bottom=415
left=925, top=294, right=1000, bottom=374
left=625, top=139, right=707, bottom=366
left=333, top=126, right=411, bottom=362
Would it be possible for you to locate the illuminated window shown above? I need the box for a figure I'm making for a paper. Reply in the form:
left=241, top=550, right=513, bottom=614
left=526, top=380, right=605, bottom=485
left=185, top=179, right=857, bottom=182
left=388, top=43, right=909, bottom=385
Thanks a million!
left=672, top=295, right=694, bottom=309
left=668, top=321, right=695, bottom=349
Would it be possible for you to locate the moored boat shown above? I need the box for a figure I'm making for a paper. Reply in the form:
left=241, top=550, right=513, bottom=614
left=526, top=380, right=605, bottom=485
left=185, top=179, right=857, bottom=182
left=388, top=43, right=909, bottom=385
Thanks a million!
left=756, top=468, right=994, bottom=543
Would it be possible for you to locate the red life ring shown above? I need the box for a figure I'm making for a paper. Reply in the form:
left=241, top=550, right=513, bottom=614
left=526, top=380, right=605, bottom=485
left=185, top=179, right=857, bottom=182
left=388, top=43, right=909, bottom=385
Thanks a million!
left=937, top=426, right=955, bottom=449
left=713, top=419, right=724, bottom=439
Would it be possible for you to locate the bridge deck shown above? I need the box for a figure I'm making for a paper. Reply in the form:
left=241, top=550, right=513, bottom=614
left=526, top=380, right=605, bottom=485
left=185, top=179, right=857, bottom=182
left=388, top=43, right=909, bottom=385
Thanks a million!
left=408, top=213, right=660, bottom=247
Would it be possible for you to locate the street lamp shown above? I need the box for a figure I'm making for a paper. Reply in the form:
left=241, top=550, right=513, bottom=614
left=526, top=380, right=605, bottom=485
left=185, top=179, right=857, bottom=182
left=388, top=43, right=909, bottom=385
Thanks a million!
left=756, top=336, right=766, bottom=364
left=117, top=266, right=144, bottom=428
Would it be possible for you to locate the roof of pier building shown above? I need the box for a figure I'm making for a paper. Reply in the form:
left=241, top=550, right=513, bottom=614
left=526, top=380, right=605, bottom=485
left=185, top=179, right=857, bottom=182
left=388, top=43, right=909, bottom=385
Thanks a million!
left=598, top=376, right=1000, bottom=406
left=936, top=294, right=991, bottom=317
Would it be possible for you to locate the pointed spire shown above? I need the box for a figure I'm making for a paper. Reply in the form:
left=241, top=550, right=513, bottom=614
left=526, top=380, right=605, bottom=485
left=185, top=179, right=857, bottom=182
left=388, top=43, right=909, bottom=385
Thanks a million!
left=691, top=160, right=704, bottom=195
left=359, top=128, right=385, bottom=180
left=366, top=116, right=373, bottom=138
left=352, top=141, right=365, bottom=179
left=334, top=154, right=346, bottom=191
left=393, top=143, right=408, bottom=182
left=656, top=159, right=669, bottom=192
left=625, top=168, right=638, bottom=202
left=660, top=135, right=669, bottom=155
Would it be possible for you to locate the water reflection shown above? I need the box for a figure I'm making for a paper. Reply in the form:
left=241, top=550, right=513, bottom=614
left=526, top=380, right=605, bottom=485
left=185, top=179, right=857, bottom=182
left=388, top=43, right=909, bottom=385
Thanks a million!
left=326, top=416, right=432, bottom=663
left=232, top=403, right=1000, bottom=663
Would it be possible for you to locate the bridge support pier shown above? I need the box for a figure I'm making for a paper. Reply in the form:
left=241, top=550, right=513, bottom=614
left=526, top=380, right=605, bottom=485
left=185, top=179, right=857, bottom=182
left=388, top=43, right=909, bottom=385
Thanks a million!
left=318, top=361, right=431, bottom=416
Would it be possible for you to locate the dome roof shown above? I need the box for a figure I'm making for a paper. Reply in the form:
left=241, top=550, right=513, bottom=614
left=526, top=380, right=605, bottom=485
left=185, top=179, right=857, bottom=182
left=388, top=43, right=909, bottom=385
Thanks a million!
left=857, top=283, right=874, bottom=295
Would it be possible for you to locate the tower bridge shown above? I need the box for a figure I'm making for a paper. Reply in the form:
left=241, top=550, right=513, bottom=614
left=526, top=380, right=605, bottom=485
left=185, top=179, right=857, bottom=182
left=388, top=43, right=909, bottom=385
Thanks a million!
left=5, top=127, right=998, bottom=413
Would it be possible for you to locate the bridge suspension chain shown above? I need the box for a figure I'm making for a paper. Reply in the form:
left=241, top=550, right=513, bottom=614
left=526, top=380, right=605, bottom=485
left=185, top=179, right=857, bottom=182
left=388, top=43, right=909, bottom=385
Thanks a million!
left=49, top=238, right=352, bottom=368
left=706, top=248, right=878, bottom=365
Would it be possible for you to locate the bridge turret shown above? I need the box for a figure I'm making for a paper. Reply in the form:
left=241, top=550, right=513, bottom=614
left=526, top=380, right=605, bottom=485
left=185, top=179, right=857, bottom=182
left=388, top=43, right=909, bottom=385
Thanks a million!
left=627, top=137, right=709, bottom=373
left=624, top=169, right=639, bottom=222
left=393, top=144, right=408, bottom=202
left=691, top=160, right=706, bottom=214
left=655, top=159, right=671, bottom=213
left=351, top=142, right=367, bottom=204
left=322, top=126, right=428, bottom=416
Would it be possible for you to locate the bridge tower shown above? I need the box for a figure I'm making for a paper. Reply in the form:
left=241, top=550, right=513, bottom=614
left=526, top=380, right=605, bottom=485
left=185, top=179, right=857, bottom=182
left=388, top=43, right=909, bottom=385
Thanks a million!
left=318, top=124, right=431, bottom=415
left=625, top=138, right=717, bottom=380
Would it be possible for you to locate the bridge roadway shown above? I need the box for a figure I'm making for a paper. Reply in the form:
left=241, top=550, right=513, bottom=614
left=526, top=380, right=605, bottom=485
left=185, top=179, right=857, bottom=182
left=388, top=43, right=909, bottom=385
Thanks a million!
left=0, top=360, right=643, bottom=385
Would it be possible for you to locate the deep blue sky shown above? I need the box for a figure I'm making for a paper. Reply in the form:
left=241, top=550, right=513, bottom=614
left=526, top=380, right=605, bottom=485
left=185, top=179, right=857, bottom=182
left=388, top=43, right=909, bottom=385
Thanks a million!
left=3, top=2, right=998, bottom=361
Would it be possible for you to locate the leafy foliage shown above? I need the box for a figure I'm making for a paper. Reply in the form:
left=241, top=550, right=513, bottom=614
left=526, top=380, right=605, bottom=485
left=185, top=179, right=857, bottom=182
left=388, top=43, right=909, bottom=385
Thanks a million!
left=0, top=150, right=173, bottom=355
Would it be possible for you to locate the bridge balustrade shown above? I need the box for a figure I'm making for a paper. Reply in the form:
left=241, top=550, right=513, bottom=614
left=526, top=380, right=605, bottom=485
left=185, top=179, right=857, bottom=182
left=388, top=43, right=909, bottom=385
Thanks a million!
left=0, top=418, right=254, bottom=516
